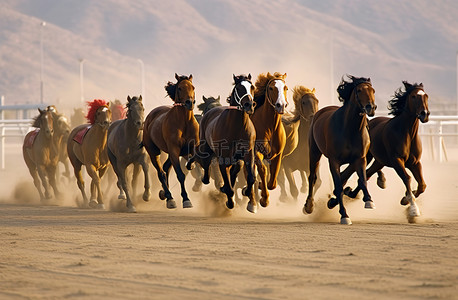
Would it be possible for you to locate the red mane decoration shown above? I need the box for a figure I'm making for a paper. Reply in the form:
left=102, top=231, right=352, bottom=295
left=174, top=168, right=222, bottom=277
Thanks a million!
left=86, top=99, right=109, bottom=124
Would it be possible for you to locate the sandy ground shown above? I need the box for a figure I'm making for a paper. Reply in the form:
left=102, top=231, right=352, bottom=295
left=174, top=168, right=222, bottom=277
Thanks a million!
left=0, top=142, right=457, bottom=299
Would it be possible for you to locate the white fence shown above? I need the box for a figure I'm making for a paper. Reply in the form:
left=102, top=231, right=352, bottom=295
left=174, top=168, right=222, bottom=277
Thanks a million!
left=419, top=115, right=458, bottom=162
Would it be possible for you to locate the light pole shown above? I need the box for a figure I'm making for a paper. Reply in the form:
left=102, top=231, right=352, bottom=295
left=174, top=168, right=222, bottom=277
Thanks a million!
left=79, top=58, right=85, bottom=104
left=40, top=21, right=46, bottom=104
left=138, top=59, right=145, bottom=100
left=456, top=51, right=458, bottom=114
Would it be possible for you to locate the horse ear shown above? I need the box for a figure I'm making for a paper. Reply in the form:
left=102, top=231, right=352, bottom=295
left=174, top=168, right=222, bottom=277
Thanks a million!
left=216, top=96, right=220, bottom=101
left=202, top=95, right=208, bottom=102
left=138, top=95, right=142, bottom=101
left=283, top=73, right=287, bottom=79
left=175, top=73, right=179, bottom=81
left=233, top=74, right=236, bottom=82
left=38, top=108, right=43, bottom=114
left=127, top=95, right=132, bottom=102
left=312, top=88, right=316, bottom=93
left=188, top=74, right=193, bottom=82
left=367, top=77, right=371, bottom=83
left=248, top=73, right=251, bottom=80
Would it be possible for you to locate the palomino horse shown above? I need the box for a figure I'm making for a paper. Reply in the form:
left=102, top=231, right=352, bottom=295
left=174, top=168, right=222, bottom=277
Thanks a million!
left=23, top=108, right=60, bottom=201
left=277, top=86, right=320, bottom=201
left=303, top=75, right=377, bottom=224
left=250, top=72, right=288, bottom=208
left=342, top=81, right=429, bottom=220
left=143, top=74, right=199, bottom=209
left=67, top=100, right=112, bottom=208
left=70, top=107, right=86, bottom=127
left=107, top=95, right=151, bottom=213
left=188, top=74, right=257, bottom=212
left=46, top=105, right=71, bottom=181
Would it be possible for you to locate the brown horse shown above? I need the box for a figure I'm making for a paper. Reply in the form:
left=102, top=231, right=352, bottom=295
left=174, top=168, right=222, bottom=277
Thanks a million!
left=23, top=108, right=60, bottom=201
left=46, top=105, right=71, bottom=181
left=67, top=100, right=112, bottom=209
left=110, top=99, right=127, bottom=121
left=278, top=86, right=320, bottom=201
left=107, top=95, right=150, bottom=213
left=342, top=81, right=429, bottom=220
left=187, top=74, right=257, bottom=212
left=250, top=72, right=288, bottom=208
left=303, top=75, right=377, bottom=224
left=143, top=74, right=199, bottom=209
left=70, top=107, right=86, bottom=127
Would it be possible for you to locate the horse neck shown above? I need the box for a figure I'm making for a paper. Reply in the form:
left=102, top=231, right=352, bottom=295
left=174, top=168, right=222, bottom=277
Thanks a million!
left=253, top=99, right=282, bottom=136
left=396, top=109, right=420, bottom=137
left=89, top=124, right=108, bottom=146
left=125, top=116, right=142, bottom=141
left=341, top=101, right=367, bottom=132
left=172, top=106, right=194, bottom=123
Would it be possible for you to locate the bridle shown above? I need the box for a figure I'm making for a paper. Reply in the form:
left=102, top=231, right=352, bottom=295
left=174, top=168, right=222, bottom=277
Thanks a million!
left=354, top=82, right=374, bottom=116
left=232, top=80, right=254, bottom=109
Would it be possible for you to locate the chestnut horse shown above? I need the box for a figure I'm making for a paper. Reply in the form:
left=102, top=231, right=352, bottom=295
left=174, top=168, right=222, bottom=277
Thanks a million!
left=67, top=100, right=112, bottom=209
left=107, top=95, right=150, bottom=213
left=250, top=72, right=288, bottom=208
left=303, top=75, right=377, bottom=224
left=23, top=108, right=60, bottom=201
left=278, top=86, right=320, bottom=201
left=342, top=81, right=429, bottom=220
left=143, top=74, right=199, bottom=209
left=188, top=74, right=257, bottom=212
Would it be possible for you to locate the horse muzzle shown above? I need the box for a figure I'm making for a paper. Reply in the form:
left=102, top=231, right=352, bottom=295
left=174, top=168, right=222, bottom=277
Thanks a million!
left=185, top=99, right=195, bottom=110
left=243, top=101, right=255, bottom=115
left=364, top=104, right=377, bottom=117
left=275, top=103, right=286, bottom=114
left=418, top=110, right=430, bottom=123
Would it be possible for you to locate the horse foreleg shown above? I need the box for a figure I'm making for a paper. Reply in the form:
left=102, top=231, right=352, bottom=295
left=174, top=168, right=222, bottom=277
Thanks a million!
left=169, top=150, right=192, bottom=209
left=255, top=152, right=269, bottom=208
left=73, top=162, right=88, bottom=206
left=408, top=161, right=427, bottom=197
left=29, top=167, right=45, bottom=201
left=354, top=157, right=375, bottom=209
left=392, top=158, right=420, bottom=218
left=218, top=162, right=235, bottom=209
left=36, top=165, right=52, bottom=200
left=276, top=165, right=288, bottom=200
left=86, top=164, right=103, bottom=209
left=267, top=155, right=282, bottom=190
left=47, top=164, right=61, bottom=199
left=244, top=150, right=256, bottom=213
left=284, top=165, right=299, bottom=201
left=303, top=139, right=321, bottom=215
left=138, top=157, right=151, bottom=202
left=328, top=160, right=351, bottom=224
left=150, top=155, right=175, bottom=208
left=299, top=170, right=307, bottom=194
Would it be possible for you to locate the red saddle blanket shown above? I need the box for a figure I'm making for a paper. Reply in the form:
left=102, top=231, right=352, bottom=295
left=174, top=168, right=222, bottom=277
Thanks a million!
left=73, top=125, right=92, bottom=144
left=24, top=129, right=40, bottom=148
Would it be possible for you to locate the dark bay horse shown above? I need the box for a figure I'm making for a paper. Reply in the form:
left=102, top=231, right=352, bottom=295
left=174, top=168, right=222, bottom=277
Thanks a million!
left=67, top=100, right=112, bottom=209
left=250, top=72, right=288, bottom=208
left=187, top=74, right=257, bottom=212
left=107, top=95, right=150, bottom=213
left=23, top=108, right=60, bottom=201
left=143, top=74, right=199, bottom=209
left=342, top=81, right=429, bottom=220
left=278, top=86, right=320, bottom=201
left=303, top=75, right=377, bottom=224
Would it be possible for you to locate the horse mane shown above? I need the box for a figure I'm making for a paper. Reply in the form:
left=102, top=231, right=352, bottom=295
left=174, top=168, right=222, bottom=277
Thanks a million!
left=389, top=81, right=424, bottom=116
left=337, top=75, right=371, bottom=104
left=254, top=72, right=285, bottom=110
left=32, top=111, right=44, bottom=128
left=165, top=74, right=191, bottom=100
left=86, top=99, right=109, bottom=124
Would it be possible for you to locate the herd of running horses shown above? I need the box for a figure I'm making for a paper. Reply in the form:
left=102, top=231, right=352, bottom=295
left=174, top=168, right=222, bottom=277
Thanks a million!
left=22, top=72, right=430, bottom=224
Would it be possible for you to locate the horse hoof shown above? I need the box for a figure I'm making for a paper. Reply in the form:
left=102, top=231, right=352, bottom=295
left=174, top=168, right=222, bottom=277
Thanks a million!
left=226, top=199, right=234, bottom=209
left=364, top=201, right=376, bottom=209
left=186, top=161, right=194, bottom=171
left=343, top=187, right=352, bottom=196
left=340, top=217, right=352, bottom=225
left=327, top=198, right=338, bottom=209
left=97, top=203, right=105, bottom=210
left=159, top=190, right=166, bottom=200
left=166, top=199, right=177, bottom=209
left=247, top=202, right=257, bottom=213
left=118, top=194, right=126, bottom=200
left=409, top=204, right=420, bottom=217
left=183, top=200, right=193, bottom=208
left=260, top=197, right=269, bottom=208
left=400, top=196, right=409, bottom=206
left=127, top=206, right=137, bottom=213
left=303, top=200, right=314, bottom=214
left=89, top=200, right=98, bottom=208
left=143, top=190, right=151, bottom=202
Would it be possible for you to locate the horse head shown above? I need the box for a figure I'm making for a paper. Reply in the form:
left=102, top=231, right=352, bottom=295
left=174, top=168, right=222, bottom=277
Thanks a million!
left=46, top=106, right=70, bottom=138
left=265, top=72, right=288, bottom=114
left=127, top=95, right=145, bottom=130
left=166, top=73, right=195, bottom=110
left=36, top=108, right=54, bottom=138
left=87, top=100, right=112, bottom=129
left=340, top=75, right=376, bottom=117
left=293, top=86, right=319, bottom=121
left=200, top=95, right=222, bottom=115
left=404, top=81, right=430, bottom=123
left=231, top=74, right=255, bottom=114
